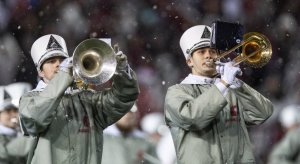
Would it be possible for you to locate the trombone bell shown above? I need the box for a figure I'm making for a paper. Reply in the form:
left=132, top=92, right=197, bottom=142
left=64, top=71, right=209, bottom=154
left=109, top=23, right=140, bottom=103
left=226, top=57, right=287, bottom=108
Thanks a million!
left=239, top=32, right=272, bottom=68
left=215, top=32, right=272, bottom=68
left=73, top=39, right=116, bottom=86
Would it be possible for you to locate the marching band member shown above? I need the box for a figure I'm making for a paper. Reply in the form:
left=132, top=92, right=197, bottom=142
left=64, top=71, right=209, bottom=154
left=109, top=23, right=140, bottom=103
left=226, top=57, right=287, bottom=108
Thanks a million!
left=18, top=34, right=139, bottom=164
left=268, top=105, right=300, bottom=164
left=0, top=83, right=33, bottom=164
left=102, top=104, right=159, bottom=164
left=164, top=25, right=273, bottom=164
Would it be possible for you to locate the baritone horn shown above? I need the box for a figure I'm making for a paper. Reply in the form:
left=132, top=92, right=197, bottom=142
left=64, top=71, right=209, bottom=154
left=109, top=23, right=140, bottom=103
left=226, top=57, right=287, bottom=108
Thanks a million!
left=214, top=32, right=272, bottom=68
left=72, top=38, right=117, bottom=89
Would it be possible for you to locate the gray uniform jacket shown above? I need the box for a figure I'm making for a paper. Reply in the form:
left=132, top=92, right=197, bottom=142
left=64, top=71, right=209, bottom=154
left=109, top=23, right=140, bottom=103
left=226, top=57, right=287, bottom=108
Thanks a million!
left=19, top=70, right=139, bottom=164
left=164, top=76, right=273, bottom=164
left=269, top=128, right=300, bottom=164
left=0, top=133, right=33, bottom=164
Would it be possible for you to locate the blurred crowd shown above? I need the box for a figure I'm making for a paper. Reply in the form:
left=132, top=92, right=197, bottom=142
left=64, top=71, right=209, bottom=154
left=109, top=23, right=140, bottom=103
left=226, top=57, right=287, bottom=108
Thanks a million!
left=0, top=0, right=300, bottom=163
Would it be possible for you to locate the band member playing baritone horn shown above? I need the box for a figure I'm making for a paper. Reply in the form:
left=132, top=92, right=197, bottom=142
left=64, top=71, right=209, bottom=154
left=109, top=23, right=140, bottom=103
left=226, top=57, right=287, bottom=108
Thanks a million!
left=164, top=25, right=273, bottom=164
left=19, top=34, right=139, bottom=164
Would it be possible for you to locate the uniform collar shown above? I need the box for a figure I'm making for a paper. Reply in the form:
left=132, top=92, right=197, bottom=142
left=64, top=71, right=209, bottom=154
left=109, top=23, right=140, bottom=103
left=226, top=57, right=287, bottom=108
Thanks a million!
left=181, top=74, right=220, bottom=85
left=32, top=80, right=77, bottom=94
left=0, top=124, right=17, bottom=136
left=32, top=80, right=47, bottom=92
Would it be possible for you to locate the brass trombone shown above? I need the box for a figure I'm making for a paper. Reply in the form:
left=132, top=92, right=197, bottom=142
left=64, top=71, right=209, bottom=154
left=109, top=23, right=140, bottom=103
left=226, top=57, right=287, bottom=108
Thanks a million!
left=214, top=32, right=272, bottom=68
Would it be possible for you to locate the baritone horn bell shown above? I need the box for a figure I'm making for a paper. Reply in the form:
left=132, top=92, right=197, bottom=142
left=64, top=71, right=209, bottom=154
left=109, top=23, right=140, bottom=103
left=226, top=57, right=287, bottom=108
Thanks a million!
left=72, top=39, right=117, bottom=89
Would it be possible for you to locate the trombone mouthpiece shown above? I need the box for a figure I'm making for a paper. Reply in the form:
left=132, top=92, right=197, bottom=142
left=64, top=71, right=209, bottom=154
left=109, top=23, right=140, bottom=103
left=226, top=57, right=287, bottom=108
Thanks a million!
left=205, top=59, right=215, bottom=67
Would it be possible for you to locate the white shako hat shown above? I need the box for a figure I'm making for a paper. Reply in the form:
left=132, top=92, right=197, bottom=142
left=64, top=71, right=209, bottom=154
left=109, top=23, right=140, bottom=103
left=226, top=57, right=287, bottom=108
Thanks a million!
left=179, top=25, right=212, bottom=59
left=279, top=105, right=300, bottom=129
left=5, top=82, right=32, bottom=107
left=0, top=82, right=32, bottom=112
left=141, top=112, right=165, bottom=134
left=0, top=86, right=15, bottom=112
left=31, top=34, right=69, bottom=72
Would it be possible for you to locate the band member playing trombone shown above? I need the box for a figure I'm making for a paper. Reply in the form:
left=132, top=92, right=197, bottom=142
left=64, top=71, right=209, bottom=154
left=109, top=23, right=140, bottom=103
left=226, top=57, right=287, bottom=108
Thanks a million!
left=164, top=25, right=273, bottom=164
left=19, top=34, right=139, bottom=164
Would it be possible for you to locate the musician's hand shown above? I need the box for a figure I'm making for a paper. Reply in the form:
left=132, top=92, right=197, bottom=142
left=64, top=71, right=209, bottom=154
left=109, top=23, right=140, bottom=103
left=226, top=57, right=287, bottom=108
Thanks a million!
left=59, top=57, right=73, bottom=74
left=215, top=61, right=224, bottom=75
left=230, top=78, right=243, bottom=89
left=219, top=62, right=242, bottom=87
left=116, top=51, right=128, bottom=72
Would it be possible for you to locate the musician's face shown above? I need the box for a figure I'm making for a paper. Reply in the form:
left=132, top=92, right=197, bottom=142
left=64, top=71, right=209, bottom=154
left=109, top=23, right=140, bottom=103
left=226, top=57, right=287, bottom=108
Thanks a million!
left=0, top=108, right=18, bottom=129
left=39, top=56, right=65, bottom=83
left=187, top=47, right=218, bottom=77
